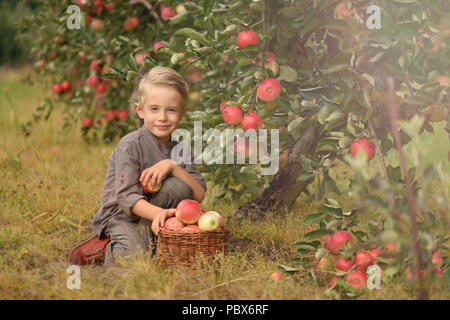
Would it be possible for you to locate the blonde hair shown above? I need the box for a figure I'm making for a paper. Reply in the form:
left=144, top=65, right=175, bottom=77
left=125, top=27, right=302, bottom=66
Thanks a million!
left=137, top=66, right=189, bottom=109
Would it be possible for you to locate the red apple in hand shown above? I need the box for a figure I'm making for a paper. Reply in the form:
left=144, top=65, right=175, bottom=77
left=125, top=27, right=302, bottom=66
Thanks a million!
left=222, top=106, right=243, bottom=125
left=257, top=78, right=281, bottom=102
left=236, top=30, right=260, bottom=49
left=176, top=199, right=202, bottom=224
left=141, top=180, right=162, bottom=194
left=164, top=217, right=184, bottom=231
left=349, top=138, right=375, bottom=161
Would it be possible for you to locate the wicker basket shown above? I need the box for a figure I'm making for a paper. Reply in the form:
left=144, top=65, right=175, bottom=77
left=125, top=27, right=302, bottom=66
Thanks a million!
left=156, top=226, right=230, bottom=269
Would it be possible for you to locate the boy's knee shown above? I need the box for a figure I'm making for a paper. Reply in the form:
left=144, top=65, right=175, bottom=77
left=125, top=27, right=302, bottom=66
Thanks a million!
left=149, top=176, right=193, bottom=208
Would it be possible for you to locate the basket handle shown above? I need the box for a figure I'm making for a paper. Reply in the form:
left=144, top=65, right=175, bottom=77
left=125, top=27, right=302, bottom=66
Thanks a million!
left=200, top=206, right=208, bottom=213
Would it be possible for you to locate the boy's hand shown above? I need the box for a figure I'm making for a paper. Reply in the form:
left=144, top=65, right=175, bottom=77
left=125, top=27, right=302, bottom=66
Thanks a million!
left=152, top=208, right=176, bottom=236
left=140, top=159, right=176, bottom=189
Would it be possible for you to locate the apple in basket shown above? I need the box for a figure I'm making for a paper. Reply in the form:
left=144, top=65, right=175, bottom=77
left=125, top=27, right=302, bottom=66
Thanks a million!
left=175, top=199, right=202, bottom=224
left=198, top=212, right=220, bottom=231
left=182, top=224, right=199, bottom=231
left=164, top=217, right=184, bottom=231
left=203, top=211, right=223, bottom=227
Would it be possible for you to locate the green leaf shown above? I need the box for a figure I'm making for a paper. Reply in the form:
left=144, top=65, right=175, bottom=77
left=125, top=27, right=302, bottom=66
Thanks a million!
left=277, top=264, right=299, bottom=273
left=303, top=229, right=332, bottom=240
left=287, top=117, right=305, bottom=133
left=304, top=212, right=327, bottom=226
left=278, top=66, right=298, bottom=82
left=126, top=54, right=138, bottom=72
left=174, top=28, right=210, bottom=46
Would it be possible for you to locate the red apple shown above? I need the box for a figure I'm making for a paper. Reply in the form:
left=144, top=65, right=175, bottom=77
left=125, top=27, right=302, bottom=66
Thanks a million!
left=384, top=243, right=399, bottom=256
left=117, top=110, right=129, bottom=121
left=349, top=138, right=375, bottom=161
left=368, top=248, right=381, bottom=260
left=329, top=276, right=340, bottom=288
left=431, top=251, right=443, bottom=267
left=346, top=270, right=367, bottom=289
left=354, top=251, right=374, bottom=271
left=189, top=72, right=202, bottom=82
left=85, top=14, right=92, bottom=26
left=436, top=75, right=449, bottom=87
left=104, top=109, right=117, bottom=122
left=270, top=272, right=283, bottom=281
left=82, top=116, right=93, bottom=128
left=434, top=267, right=444, bottom=277
left=135, top=52, right=150, bottom=65
left=96, top=82, right=108, bottom=94
left=336, top=257, right=353, bottom=272
left=49, top=52, right=57, bottom=60
left=236, top=30, right=260, bottom=49
left=153, top=41, right=168, bottom=52
left=175, top=199, right=202, bottom=224
left=222, top=106, right=243, bottom=125
left=52, top=83, right=62, bottom=94
left=417, top=35, right=441, bottom=54
left=61, top=80, right=72, bottom=92
left=161, top=6, right=177, bottom=21
left=334, top=2, right=353, bottom=19
left=90, top=19, right=104, bottom=31
left=141, top=180, right=161, bottom=194
left=90, top=60, right=101, bottom=72
left=93, top=0, right=103, bottom=15
left=124, top=16, right=139, bottom=31
left=219, top=100, right=228, bottom=112
left=104, top=2, right=115, bottom=13
left=257, top=78, right=281, bottom=102
left=86, top=75, right=100, bottom=87
left=164, top=217, right=184, bottom=231
left=241, top=112, right=262, bottom=131
left=182, top=224, right=199, bottom=231
left=325, top=230, right=354, bottom=255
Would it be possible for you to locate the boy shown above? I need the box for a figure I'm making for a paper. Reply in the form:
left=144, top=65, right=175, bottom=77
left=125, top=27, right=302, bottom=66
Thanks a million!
left=91, top=66, right=207, bottom=265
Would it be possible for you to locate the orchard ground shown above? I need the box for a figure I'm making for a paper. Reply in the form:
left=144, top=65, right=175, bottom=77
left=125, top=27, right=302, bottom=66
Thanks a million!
left=0, top=66, right=448, bottom=299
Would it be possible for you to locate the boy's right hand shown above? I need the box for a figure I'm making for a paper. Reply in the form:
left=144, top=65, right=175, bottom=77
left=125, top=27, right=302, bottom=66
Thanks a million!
left=151, top=208, right=176, bottom=236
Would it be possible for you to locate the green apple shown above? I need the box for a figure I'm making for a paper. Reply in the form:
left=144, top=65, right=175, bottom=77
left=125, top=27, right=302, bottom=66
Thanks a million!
left=198, top=213, right=220, bottom=231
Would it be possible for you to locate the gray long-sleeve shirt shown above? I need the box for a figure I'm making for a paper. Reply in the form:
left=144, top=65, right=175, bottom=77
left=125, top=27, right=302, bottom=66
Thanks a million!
left=92, top=125, right=207, bottom=238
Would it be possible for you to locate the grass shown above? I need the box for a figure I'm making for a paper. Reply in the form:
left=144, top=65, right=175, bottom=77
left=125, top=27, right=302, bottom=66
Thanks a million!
left=0, top=66, right=448, bottom=300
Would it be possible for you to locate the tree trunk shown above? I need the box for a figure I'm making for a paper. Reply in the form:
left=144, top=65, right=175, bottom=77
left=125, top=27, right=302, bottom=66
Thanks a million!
left=228, top=123, right=320, bottom=225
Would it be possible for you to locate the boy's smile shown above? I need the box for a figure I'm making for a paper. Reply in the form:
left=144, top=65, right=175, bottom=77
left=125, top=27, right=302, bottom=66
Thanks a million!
left=135, top=85, right=187, bottom=145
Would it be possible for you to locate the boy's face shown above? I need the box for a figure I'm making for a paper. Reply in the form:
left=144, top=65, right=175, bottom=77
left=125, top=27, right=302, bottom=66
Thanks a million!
left=135, top=85, right=187, bottom=144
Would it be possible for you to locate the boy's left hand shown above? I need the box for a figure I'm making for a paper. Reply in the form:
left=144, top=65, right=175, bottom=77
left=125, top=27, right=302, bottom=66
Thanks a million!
left=140, top=159, right=176, bottom=188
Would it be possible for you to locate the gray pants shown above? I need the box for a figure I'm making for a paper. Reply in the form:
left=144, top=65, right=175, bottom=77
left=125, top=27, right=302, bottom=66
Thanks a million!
left=103, top=176, right=193, bottom=265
